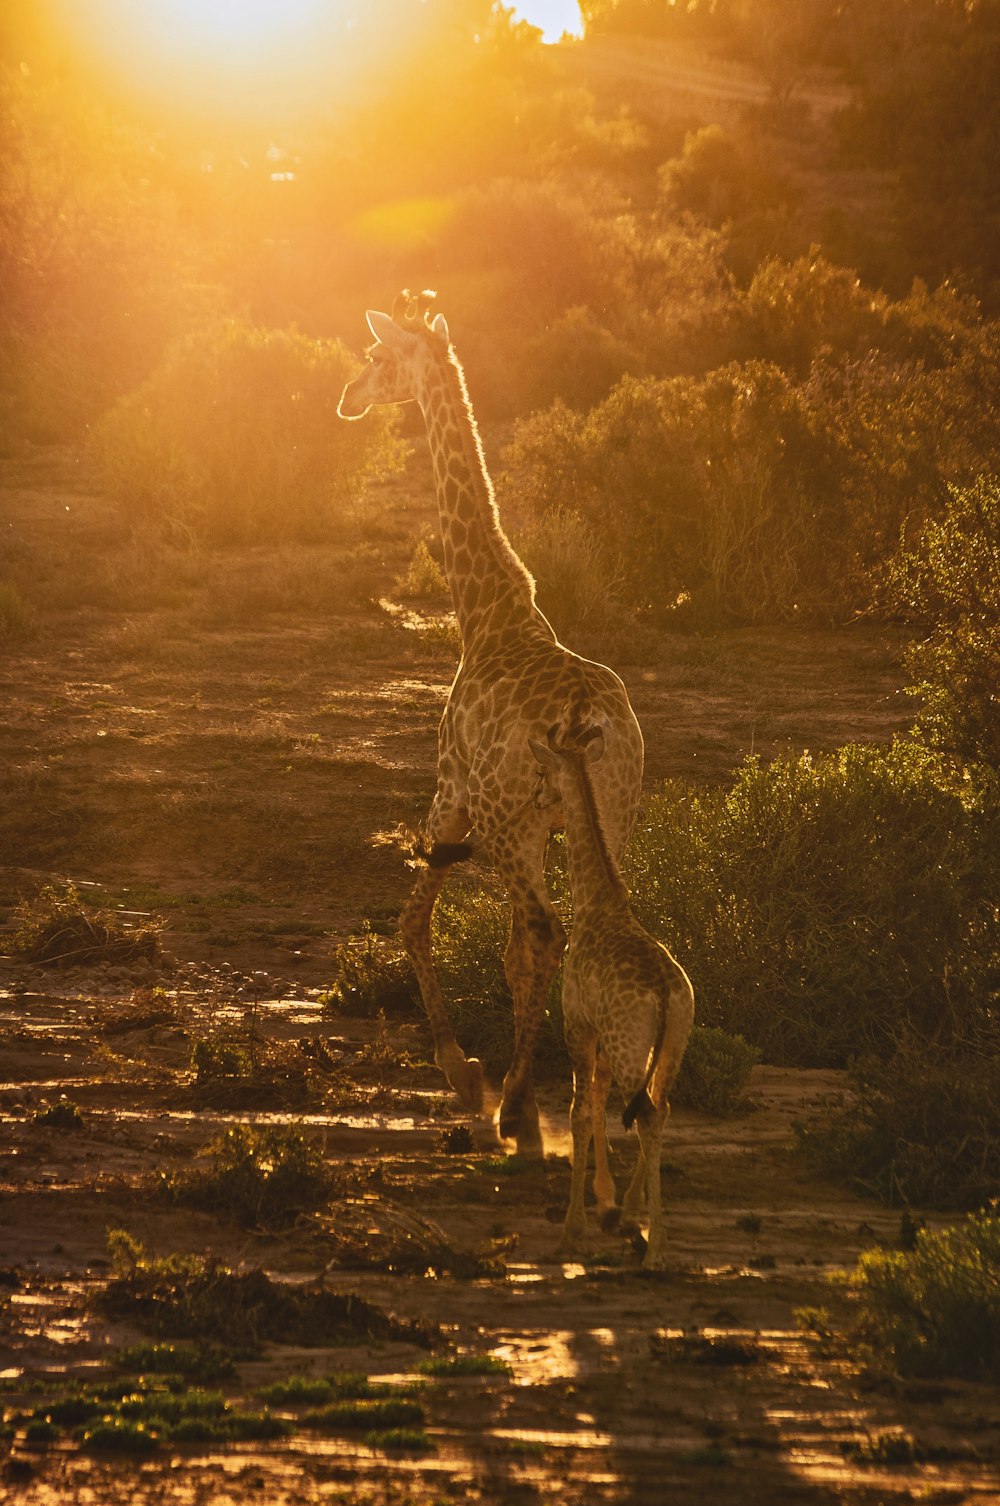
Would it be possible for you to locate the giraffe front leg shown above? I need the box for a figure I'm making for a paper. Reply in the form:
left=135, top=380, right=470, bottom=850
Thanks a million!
left=591, top=1049, right=619, bottom=1227
left=557, top=1033, right=596, bottom=1258
left=498, top=890, right=565, bottom=1155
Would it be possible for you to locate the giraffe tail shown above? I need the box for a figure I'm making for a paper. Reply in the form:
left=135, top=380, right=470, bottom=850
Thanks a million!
left=621, top=987, right=670, bottom=1131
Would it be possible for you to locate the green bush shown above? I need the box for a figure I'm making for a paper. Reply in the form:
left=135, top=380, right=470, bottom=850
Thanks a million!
left=852, top=1207, right=1000, bottom=1381
left=795, top=1038, right=1000, bottom=1210
left=164, top=1123, right=333, bottom=1228
left=503, top=362, right=845, bottom=623
left=672, top=1026, right=760, bottom=1118
left=90, top=321, right=403, bottom=543
left=624, top=739, right=999, bottom=1066
left=887, top=476, right=1000, bottom=767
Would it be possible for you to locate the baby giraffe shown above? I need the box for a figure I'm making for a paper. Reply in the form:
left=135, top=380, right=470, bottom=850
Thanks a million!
left=529, top=724, right=694, bottom=1271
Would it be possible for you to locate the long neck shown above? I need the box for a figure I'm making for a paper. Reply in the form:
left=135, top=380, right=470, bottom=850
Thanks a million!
left=418, top=347, right=552, bottom=650
left=560, top=758, right=630, bottom=915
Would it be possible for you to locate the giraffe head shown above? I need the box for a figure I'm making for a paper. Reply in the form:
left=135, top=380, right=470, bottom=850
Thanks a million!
left=529, top=723, right=607, bottom=809
left=337, top=289, right=450, bottom=420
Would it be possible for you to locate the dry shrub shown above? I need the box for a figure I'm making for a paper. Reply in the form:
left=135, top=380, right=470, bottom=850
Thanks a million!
left=90, top=321, right=403, bottom=544
left=11, top=882, right=163, bottom=968
left=163, top=1123, right=333, bottom=1228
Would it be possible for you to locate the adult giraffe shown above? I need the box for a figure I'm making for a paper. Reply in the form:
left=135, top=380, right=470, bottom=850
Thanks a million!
left=338, top=290, right=643, bottom=1155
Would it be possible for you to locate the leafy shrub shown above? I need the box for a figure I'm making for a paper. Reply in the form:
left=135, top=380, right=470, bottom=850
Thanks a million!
left=660, top=125, right=790, bottom=232
left=624, top=739, right=999, bottom=1065
left=523, top=306, right=641, bottom=412
left=503, top=362, right=845, bottom=623
left=887, top=476, right=1000, bottom=767
left=795, top=1038, right=1000, bottom=1210
left=672, top=1026, right=760, bottom=1118
left=90, top=321, right=403, bottom=543
left=33, top=1097, right=85, bottom=1132
left=163, top=1123, right=333, bottom=1228
left=323, top=926, right=417, bottom=1018
left=10, top=882, right=163, bottom=967
left=851, top=1207, right=1000, bottom=1381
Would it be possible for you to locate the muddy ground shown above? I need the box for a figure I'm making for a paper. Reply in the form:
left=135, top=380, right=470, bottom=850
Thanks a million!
left=2, top=441, right=998, bottom=1505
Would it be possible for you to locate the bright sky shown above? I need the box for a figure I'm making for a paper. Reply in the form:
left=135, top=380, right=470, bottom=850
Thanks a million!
left=516, top=2, right=583, bottom=42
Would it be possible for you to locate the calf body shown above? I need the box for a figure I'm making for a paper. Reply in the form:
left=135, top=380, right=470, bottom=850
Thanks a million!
left=530, top=726, right=694, bottom=1270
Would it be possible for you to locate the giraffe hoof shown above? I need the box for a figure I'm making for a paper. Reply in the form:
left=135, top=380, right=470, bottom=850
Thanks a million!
left=514, top=1121, right=545, bottom=1160
left=439, top=1049, right=484, bottom=1114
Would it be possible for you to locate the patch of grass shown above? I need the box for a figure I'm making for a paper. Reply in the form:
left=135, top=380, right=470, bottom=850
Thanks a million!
left=365, top=1426, right=436, bottom=1454
left=33, top=1097, right=85, bottom=1132
left=160, top=1122, right=334, bottom=1228
left=10, top=882, right=163, bottom=968
left=97, top=1231, right=434, bottom=1350
left=851, top=1206, right=1000, bottom=1381
left=257, top=1371, right=418, bottom=1408
left=301, top=1398, right=425, bottom=1432
left=652, top=1332, right=760, bottom=1367
left=672, top=1025, right=760, bottom=1117
left=114, top=1341, right=235, bottom=1383
left=416, top=1354, right=511, bottom=1377
left=81, top=1417, right=160, bottom=1454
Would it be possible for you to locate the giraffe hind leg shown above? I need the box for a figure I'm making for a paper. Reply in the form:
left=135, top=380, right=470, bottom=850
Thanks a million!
left=399, top=802, right=484, bottom=1114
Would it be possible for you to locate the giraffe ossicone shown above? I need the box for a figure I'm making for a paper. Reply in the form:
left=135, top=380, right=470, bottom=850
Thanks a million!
left=338, top=291, right=644, bottom=1157
left=530, top=722, right=694, bottom=1270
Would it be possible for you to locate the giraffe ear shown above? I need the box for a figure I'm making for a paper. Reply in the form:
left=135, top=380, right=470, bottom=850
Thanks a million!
left=366, top=310, right=406, bottom=348
left=430, top=312, right=450, bottom=346
left=583, top=727, right=607, bottom=765
left=528, top=737, right=558, bottom=770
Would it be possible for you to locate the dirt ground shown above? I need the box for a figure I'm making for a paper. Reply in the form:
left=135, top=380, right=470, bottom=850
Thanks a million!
left=2, top=445, right=998, bottom=1504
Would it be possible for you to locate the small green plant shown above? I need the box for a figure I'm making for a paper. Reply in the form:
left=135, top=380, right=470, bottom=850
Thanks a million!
left=81, top=1417, right=159, bottom=1454
left=33, top=1097, right=85, bottom=1132
left=851, top=1206, right=1000, bottom=1381
left=672, top=1026, right=760, bottom=1117
left=846, top=1430, right=921, bottom=1466
left=365, top=1426, right=436, bottom=1454
left=162, top=1122, right=333, bottom=1228
left=301, top=1398, right=425, bottom=1432
left=113, top=1342, right=235, bottom=1383
left=10, top=882, right=162, bottom=967
left=324, top=926, right=416, bottom=1018
left=416, top=1353, right=511, bottom=1377
left=190, top=1036, right=251, bottom=1083
left=395, top=536, right=448, bottom=598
